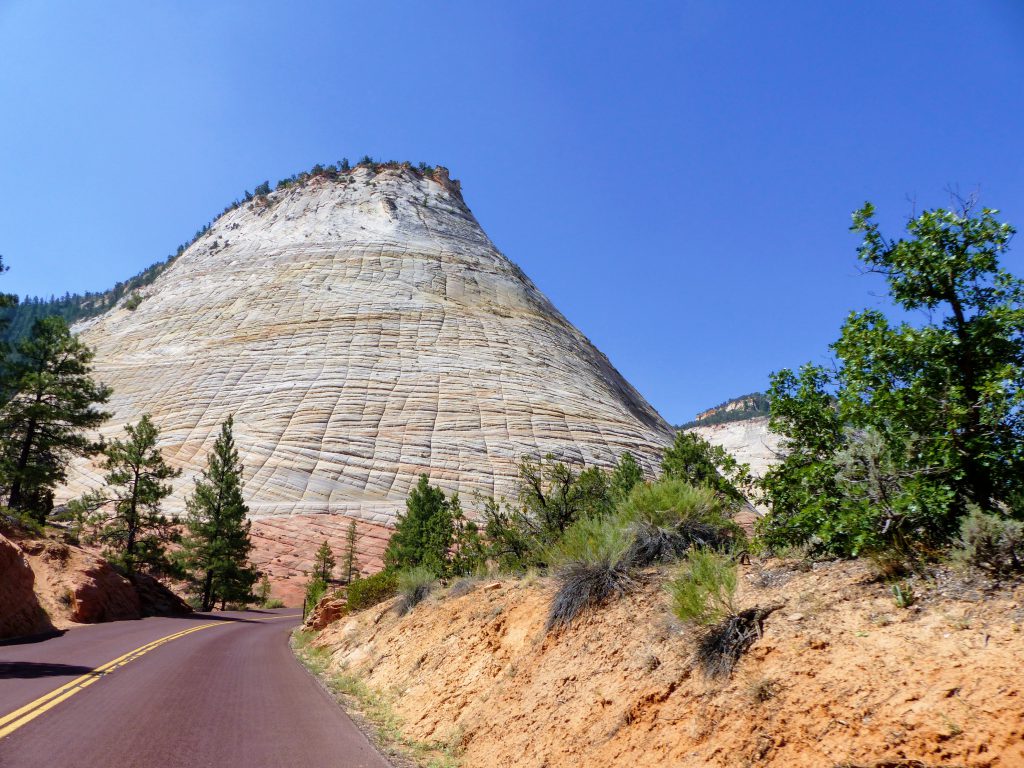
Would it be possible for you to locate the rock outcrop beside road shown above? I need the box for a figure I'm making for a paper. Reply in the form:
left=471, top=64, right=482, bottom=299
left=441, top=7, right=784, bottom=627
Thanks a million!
left=0, top=529, right=191, bottom=640
left=0, top=533, right=52, bottom=639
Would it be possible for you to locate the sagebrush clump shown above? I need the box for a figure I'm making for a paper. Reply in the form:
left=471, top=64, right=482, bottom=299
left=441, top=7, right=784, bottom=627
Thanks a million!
left=953, top=506, right=1024, bottom=575
left=545, top=516, right=635, bottom=630
left=395, top=566, right=437, bottom=616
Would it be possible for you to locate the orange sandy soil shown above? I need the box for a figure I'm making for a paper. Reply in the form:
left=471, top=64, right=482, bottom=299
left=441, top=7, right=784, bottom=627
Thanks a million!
left=312, top=559, right=1024, bottom=768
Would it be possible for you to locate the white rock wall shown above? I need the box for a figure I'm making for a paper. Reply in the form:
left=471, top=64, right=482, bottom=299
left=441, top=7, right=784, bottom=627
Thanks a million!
left=59, top=166, right=673, bottom=580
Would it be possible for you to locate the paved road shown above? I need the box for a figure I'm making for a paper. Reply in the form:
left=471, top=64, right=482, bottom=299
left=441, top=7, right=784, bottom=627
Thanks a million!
left=0, top=609, right=390, bottom=768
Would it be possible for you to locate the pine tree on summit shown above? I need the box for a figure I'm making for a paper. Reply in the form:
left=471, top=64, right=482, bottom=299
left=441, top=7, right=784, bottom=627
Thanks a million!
left=180, top=416, right=258, bottom=611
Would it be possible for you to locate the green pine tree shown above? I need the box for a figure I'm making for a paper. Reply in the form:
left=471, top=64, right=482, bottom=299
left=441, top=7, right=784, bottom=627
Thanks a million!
left=256, top=573, right=272, bottom=605
left=341, top=519, right=360, bottom=584
left=77, top=414, right=181, bottom=575
left=449, top=493, right=485, bottom=576
left=313, top=540, right=336, bottom=582
left=0, top=317, right=111, bottom=524
left=383, top=474, right=453, bottom=574
left=180, top=416, right=258, bottom=611
left=609, top=451, right=645, bottom=502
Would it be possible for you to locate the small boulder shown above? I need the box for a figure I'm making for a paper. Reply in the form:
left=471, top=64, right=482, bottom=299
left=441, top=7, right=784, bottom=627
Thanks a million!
left=305, top=593, right=348, bottom=631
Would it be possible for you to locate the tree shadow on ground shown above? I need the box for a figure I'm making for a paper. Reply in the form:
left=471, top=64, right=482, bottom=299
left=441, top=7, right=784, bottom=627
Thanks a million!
left=0, top=661, right=94, bottom=679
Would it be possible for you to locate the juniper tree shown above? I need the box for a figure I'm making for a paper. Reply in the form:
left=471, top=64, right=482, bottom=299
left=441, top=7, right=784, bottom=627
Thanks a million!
left=76, top=414, right=181, bottom=575
left=449, top=493, right=485, bottom=576
left=0, top=317, right=111, bottom=523
left=661, top=432, right=749, bottom=502
left=180, top=416, right=258, bottom=611
left=516, top=455, right=614, bottom=539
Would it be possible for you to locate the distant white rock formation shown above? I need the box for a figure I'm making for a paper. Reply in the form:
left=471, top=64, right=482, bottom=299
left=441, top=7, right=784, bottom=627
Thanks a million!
left=58, top=165, right=673, bottom=591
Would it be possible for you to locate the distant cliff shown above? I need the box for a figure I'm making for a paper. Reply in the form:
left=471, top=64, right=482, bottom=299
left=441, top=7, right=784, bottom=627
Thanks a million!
left=678, top=392, right=769, bottom=429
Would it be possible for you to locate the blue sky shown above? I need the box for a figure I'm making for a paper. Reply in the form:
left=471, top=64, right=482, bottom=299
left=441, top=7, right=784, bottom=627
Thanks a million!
left=1, top=1, right=1022, bottom=424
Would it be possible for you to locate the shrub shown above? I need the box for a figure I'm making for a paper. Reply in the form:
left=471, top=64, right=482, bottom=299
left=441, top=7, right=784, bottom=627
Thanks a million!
left=546, top=516, right=635, bottom=631
left=263, top=598, right=286, bottom=609
left=668, top=549, right=738, bottom=626
left=625, top=520, right=733, bottom=567
left=668, top=549, right=779, bottom=678
left=346, top=569, right=398, bottom=612
left=304, top=576, right=328, bottom=614
left=448, top=577, right=477, bottom=598
left=952, top=506, right=1024, bottom=575
left=124, top=292, right=144, bottom=311
left=547, top=560, right=634, bottom=631
left=620, top=479, right=733, bottom=529
left=620, top=480, right=742, bottom=566
left=395, top=566, right=437, bottom=616
left=546, top=514, right=631, bottom=566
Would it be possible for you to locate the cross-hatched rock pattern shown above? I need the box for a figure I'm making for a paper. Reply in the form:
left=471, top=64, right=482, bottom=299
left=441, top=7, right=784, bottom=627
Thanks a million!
left=59, top=166, right=673, bottom=589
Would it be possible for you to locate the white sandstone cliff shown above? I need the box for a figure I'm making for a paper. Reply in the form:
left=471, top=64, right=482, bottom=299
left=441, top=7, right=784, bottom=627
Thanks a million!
left=59, top=165, right=674, bottom=597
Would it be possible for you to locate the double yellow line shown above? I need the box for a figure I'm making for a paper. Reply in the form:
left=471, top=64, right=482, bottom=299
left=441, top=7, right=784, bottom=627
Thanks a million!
left=0, top=613, right=300, bottom=740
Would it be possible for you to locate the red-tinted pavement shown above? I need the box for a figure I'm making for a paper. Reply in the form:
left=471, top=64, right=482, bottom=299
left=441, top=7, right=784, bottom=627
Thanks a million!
left=0, top=609, right=391, bottom=768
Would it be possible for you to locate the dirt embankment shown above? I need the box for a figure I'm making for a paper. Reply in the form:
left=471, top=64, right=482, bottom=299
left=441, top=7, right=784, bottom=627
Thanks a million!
left=310, top=560, right=1024, bottom=768
left=0, top=528, right=190, bottom=640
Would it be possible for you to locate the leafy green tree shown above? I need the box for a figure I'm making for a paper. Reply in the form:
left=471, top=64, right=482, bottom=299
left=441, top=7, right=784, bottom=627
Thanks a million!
left=383, top=474, right=453, bottom=574
left=846, top=201, right=1022, bottom=510
left=180, top=416, right=258, bottom=611
left=304, top=574, right=328, bottom=615
left=0, top=317, right=111, bottom=523
left=661, top=432, right=748, bottom=502
left=761, top=200, right=1024, bottom=555
left=313, top=540, right=336, bottom=581
left=77, top=415, right=181, bottom=575
left=757, top=365, right=845, bottom=550
left=609, top=451, right=645, bottom=503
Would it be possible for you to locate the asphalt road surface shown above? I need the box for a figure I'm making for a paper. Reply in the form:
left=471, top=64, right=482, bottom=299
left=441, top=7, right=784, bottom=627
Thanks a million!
left=0, top=609, right=391, bottom=768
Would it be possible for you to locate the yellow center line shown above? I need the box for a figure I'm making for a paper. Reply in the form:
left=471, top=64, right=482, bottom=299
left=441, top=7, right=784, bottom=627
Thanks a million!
left=0, top=612, right=300, bottom=740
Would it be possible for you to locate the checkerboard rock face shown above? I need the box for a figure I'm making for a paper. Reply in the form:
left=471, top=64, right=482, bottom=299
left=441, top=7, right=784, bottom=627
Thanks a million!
left=60, top=166, right=673, bottom=600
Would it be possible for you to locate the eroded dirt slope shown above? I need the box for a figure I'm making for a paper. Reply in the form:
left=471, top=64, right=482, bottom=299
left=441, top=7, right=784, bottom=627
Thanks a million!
left=312, top=561, right=1024, bottom=767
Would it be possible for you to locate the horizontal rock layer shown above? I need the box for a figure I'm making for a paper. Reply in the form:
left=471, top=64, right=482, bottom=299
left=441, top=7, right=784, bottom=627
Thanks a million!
left=60, top=166, right=673, bottom=587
